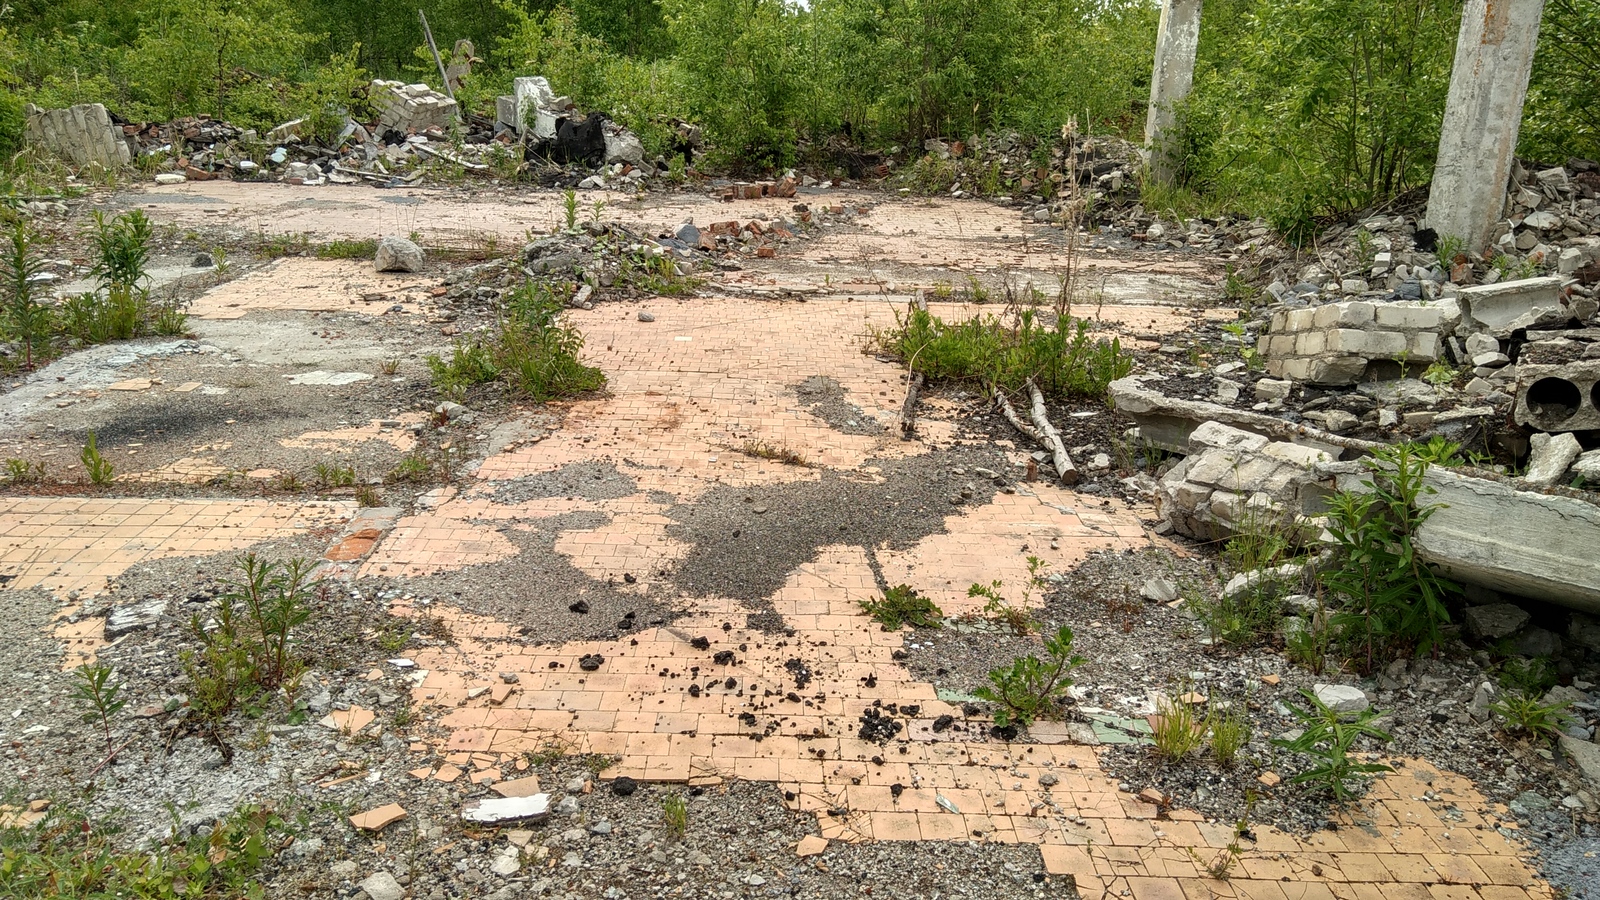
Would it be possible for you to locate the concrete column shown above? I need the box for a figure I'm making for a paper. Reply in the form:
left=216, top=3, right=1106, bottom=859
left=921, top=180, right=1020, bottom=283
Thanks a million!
left=1144, top=0, right=1203, bottom=186
left=1425, top=0, right=1545, bottom=254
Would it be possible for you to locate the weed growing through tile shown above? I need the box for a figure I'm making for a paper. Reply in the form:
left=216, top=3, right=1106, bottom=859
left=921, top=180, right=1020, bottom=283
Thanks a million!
left=1272, top=689, right=1392, bottom=801
left=80, top=432, right=115, bottom=485
left=967, top=556, right=1047, bottom=635
left=973, top=624, right=1083, bottom=728
left=1490, top=692, right=1575, bottom=744
left=427, top=280, right=605, bottom=401
left=387, top=452, right=434, bottom=484
left=662, top=792, right=688, bottom=840
left=354, top=485, right=382, bottom=507
left=876, top=302, right=1130, bottom=400
left=737, top=440, right=808, bottom=467
left=859, top=584, right=942, bottom=631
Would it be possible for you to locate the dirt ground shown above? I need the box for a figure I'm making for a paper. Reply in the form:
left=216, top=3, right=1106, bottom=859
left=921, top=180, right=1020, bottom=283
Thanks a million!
left=1, top=180, right=1590, bottom=900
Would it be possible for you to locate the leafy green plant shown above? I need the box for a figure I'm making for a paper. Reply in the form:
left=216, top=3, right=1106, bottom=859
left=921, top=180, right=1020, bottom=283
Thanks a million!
left=386, top=452, right=433, bottom=484
left=71, top=664, right=127, bottom=757
left=0, top=803, right=286, bottom=899
left=315, top=238, right=379, bottom=260
left=973, top=625, right=1084, bottom=728
left=860, top=584, right=942, bottom=630
left=313, top=463, right=356, bottom=487
left=1490, top=692, right=1575, bottom=744
left=182, top=554, right=316, bottom=740
left=2, top=459, right=45, bottom=484
left=1, top=223, right=51, bottom=369
left=968, top=577, right=1036, bottom=636
left=1151, top=690, right=1205, bottom=761
left=87, top=210, right=152, bottom=291
left=661, top=792, right=688, bottom=840
left=1497, top=656, right=1559, bottom=696
left=1322, top=443, right=1457, bottom=671
left=563, top=189, right=580, bottom=231
left=1421, top=360, right=1456, bottom=387
left=879, top=306, right=1131, bottom=401
left=1206, top=701, right=1251, bottom=767
left=427, top=281, right=605, bottom=401
left=355, top=485, right=382, bottom=507
left=80, top=432, right=114, bottom=485
left=1272, top=689, right=1393, bottom=801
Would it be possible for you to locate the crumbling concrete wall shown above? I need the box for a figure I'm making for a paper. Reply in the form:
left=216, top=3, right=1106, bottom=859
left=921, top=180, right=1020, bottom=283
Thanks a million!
left=24, top=103, right=131, bottom=170
left=372, top=81, right=458, bottom=134
left=1258, top=300, right=1446, bottom=386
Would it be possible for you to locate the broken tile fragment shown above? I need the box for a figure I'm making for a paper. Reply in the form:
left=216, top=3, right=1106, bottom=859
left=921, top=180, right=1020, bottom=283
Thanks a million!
left=349, top=803, right=407, bottom=831
left=461, top=795, right=550, bottom=824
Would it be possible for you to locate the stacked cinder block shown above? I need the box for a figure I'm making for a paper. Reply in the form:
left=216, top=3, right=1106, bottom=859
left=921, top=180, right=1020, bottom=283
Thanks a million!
left=1258, top=300, right=1445, bottom=386
left=1156, top=422, right=1333, bottom=543
left=371, top=80, right=458, bottom=134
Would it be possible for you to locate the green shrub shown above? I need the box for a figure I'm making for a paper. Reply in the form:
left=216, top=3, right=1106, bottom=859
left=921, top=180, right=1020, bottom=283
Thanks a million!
left=1151, top=690, right=1204, bottom=761
left=1, top=223, right=51, bottom=369
left=0, top=88, right=24, bottom=159
left=860, top=584, right=942, bottom=630
left=1322, top=443, right=1456, bottom=672
left=880, top=307, right=1130, bottom=401
left=974, top=625, right=1084, bottom=728
left=1490, top=692, right=1575, bottom=744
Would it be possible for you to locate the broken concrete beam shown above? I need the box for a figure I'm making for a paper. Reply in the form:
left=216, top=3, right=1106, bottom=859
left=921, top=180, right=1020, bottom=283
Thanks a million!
left=1457, top=276, right=1594, bottom=336
left=1109, top=375, right=1379, bottom=457
left=24, top=103, right=131, bottom=170
left=1259, top=300, right=1442, bottom=386
left=1414, top=467, right=1600, bottom=614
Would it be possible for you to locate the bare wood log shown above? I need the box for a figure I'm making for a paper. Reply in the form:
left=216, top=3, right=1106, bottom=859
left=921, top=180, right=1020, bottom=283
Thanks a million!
left=994, top=388, right=1040, bottom=443
left=1025, top=377, right=1080, bottom=485
left=899, top=372, right=924, bottom=440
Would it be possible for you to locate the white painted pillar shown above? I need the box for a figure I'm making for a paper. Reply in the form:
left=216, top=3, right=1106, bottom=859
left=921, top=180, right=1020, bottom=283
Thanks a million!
left=1144, top=0, right=1203, bottom=186
left=1426, top=0, right=1545, bottom=254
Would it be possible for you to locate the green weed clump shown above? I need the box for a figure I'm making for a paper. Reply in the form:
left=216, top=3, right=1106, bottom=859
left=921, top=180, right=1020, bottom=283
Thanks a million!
left=80, top=432, right=115, bottom=485
left=880, top=306, right=1130, bottom=401
left=1490, top=693, right=1574, bottom=744
left=182, top=554, right=316, bottom=746
left=315, top=238, right=379, bottom=259
left=974, top=625, right=1084, bottom=729
left=0, top=804, right=286, bottom=899
left=1322, top=443, right=1457, bottom=672
left=860, top=584, right=942, bottom=630
left=427, top=281, right=605, bottom=402
left=1272, top=689, right=1392, bottom=801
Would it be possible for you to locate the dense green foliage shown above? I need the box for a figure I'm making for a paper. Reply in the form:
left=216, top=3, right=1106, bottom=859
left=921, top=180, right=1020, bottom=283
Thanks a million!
left=426, top=280, right=606, bottom=401
left=0, top=0, right=1592, bottom=223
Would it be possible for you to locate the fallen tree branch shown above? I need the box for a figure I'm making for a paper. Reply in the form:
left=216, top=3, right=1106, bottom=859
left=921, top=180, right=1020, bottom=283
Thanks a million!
left=994, top=388, right=1040, bottom=442
left=1025, top=377, right=1080, bottom=485
left=900, top=372, right=923, bottom=440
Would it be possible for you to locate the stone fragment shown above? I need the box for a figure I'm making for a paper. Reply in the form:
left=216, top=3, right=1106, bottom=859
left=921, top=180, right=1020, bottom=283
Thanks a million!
left=1312, top=684, right=1369, bottom=714
left=1524, top=432, right=1582, bottom=488
left=375, top=236, right=424, bottom=273
left=1559, top=735, right=1600, bottom=788
left=359, top=872, right=405, bottom=900
left=1464, top=604, right=1531, bottom=640
left=105, top=597, right=166, bottom=638
left=1141, top=577, right=1178, bottom=604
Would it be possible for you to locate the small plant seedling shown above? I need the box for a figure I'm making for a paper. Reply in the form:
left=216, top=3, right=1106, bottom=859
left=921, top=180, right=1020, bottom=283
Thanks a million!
left=1490, top=693, right=1575, bottom=744
left=563, top=190, right=579, bottom=231
left=1206, top=701, right=1251, bottom=767
left=313, top=462, right=356, bottom=487
left=81, top=432, right=115, bottom=485
left=72, top=664, right=127, bottom=756
left=1272, top=689, right=1393, bottom=801
left=974, top=625, right=1084, bottom=728
left=355, top=485, right=382, bottom=507
left=860, top=584, right=942, bottom=631
left=662, top=792, right=688, bottom=840
left=386, top=453, right=432, bottom=484
left=3, top=458, right=46, bottom=483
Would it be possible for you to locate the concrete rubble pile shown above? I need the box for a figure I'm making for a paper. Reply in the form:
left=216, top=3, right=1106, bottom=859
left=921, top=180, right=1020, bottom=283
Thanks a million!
left=23, top=74, right=678, bottom=191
